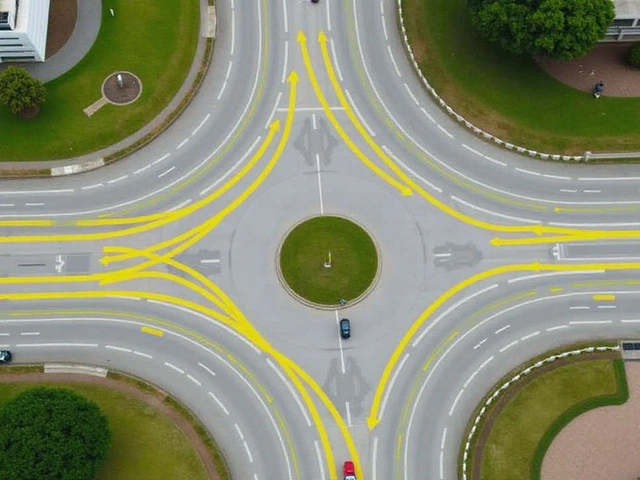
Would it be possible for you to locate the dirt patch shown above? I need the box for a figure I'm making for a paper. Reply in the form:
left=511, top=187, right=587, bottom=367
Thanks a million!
left=541, top=361, right=640, bottom=480
left=0, top=372, right=222, bottom=480
left=103, top=72, right=142, bottom=105
left=537, top=43, right=640, bottom=97
left=45, top=0, right=78, bottom=58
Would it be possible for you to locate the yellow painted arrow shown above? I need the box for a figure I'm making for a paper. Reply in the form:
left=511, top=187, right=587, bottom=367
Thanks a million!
left=101, top=72, right=300, bottom=291
left=78, top=120, right=281, bottom=229
left=298, top=30, right=413, bottom=197
left=367, top=260, right=640, bottom=428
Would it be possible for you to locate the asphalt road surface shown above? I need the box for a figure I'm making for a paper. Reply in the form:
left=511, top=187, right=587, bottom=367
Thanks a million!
left=2, top=0, right=640, bottom=479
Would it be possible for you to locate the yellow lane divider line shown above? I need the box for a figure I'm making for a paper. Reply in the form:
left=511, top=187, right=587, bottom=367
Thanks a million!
left=367, top=260, right=640, bottom=429
left=141, top=326, right=164, bottom=337
left=100, top=72, right=300, bottom=282
left=298, top=31, right=413, bottom=197
left=593, top=294, right=616, bottom=301
left=315, top=29, right=640, bottom=243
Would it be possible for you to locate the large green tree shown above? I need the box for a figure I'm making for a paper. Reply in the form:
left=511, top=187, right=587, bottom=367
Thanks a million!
left=0, top=387, right=111, bottom=480
left=0, top=66, right=46, bottom=116
left=467, top=0, right=615, bottom=60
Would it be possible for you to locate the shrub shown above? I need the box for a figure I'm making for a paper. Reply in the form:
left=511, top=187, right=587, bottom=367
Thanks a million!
left=628, top=42, right=640, bottom=67
left=0, top=387, right=111, bottom=480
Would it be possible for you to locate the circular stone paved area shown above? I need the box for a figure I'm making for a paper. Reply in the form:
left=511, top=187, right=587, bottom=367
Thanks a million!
left=542, top=361, right=640, bottom=479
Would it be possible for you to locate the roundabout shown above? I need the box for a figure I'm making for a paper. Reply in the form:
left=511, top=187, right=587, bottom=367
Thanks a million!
left=5, top=0, right=640, bottom=479
left=278, top=215, right=379, bottom=308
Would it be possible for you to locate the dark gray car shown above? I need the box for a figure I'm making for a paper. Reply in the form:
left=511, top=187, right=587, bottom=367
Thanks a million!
left=340, top=319, right=351, bottom=339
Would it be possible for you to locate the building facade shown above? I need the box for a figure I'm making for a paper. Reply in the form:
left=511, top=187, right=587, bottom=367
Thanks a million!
left=0, top=0, right=50, bottom=63
left=605, top=0, right=640, bottom=41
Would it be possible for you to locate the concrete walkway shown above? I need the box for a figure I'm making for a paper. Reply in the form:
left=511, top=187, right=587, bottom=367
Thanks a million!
left=26, top=0, right=101, bottom=82
left=0, top=0, right=209, bottom=171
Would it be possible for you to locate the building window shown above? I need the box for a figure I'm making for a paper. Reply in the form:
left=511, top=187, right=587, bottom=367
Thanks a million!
left=613, top=18, right=635, bottom=27
left=1, top=55, right=35, bottom=62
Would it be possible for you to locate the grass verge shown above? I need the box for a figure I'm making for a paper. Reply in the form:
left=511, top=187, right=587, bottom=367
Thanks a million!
left=403, top=0, right=640, bottom=154
left=279, top=216, right=378, bottom=305
left=0, top=0, right=199, bottom=161
left=460, top=343, right=626, bottom=480
left=530, top=359, right=628, bottom=479
left=0, top=379, right=210, bottom=479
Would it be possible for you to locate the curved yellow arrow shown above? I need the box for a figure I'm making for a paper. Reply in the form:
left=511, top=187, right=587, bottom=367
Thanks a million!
left=298, top=30, right=413, bottom=197
left=316, top=30, right=640, bottom=242
left=367, top=260, right=640, bottom=428
left=102, top=71, right=300, bottom=280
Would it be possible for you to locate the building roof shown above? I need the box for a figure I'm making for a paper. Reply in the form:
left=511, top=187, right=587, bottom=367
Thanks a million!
left=0, top=0, right=16, bottom=14
left=614, top=0, right=640, bottom=18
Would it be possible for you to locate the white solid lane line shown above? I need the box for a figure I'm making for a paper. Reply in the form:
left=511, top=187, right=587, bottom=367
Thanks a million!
left=199, top=135, right=262, bottom=196
left=315, top=440, right=326, bottom=480
left=107, top=175, right=127, bottom=185
left=495, top=324, right=510, bottom=334
left=207, top=391, right=230, bottom=415
left=158, top=166, right=176, bottom=178
left=133, top=350, right=153, bottom=359
left=448, top=389, right=463, bottom=416
left=335, top=310, right=346, bottom=374
left=316, top=154, right=325, bottom=214
left=198, top=362, right=216, bottom=377
left=16, top=342, right=98, bottom=348
left=282, top=0, right=288, bottom=33
left=164, top=361, right=184, bottom=374
left=105, top=345, right=132, bottom=353
left=282, top=41, right=289, bottom=84
left=345, top=88, right=376, bottom=137
left=265, top=358, right=312, bottom=427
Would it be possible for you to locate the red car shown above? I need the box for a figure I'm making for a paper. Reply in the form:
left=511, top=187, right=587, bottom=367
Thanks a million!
left=343, top=461, right=356, bottom=480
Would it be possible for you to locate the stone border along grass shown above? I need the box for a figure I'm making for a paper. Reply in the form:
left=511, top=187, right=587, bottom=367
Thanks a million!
left=106, top=370, right=230, bottom=480
left=0, top=365, right=230, bottom=480
left=275, top=214, right=382, bottom=310
left=458, top=341, right=621, bottom=480
left=394, top=0, right=639, bottom=163
left=530, top=358, right=629, bottom=479
left=0, top=9, right=215, bottom=179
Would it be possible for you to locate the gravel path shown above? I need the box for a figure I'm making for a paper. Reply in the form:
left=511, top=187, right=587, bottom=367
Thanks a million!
left=537, top=43, right=640, bottom=97
left=542, top=361, right=640, bottom=480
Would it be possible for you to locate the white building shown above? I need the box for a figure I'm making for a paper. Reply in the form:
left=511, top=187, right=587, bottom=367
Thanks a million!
left=605, top=0, right=640, bottom=41
left=0, top=0, right=50, bottom=62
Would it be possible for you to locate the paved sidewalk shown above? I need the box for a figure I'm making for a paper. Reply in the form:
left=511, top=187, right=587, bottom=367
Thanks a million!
left=0, top=0, right=210, bottom=171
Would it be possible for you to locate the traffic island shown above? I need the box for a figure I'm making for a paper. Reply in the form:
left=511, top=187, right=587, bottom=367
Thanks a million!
left=277, top=215, right=380, bottom=309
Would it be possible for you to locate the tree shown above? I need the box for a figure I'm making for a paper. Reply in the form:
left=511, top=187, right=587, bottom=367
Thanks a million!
left=0, top=66, right=46, bottom=116
left=467, top=0, right=615, bottom=60
left=628, top=42, right=640, bottom=68
left=0, top=387, right=111, bottom=480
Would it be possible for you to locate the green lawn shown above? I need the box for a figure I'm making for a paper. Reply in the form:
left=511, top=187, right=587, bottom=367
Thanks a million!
left=480, top=359, right=627, bottom=480
left=404, top=0, right=640, bottom=154
left=0, top=383, right=208, bottom=480
left=279, top=216, right=378, bottom=305
left=0, top=0, right=199, bottom=161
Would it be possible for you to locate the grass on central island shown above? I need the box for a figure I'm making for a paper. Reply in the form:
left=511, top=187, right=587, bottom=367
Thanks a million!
left=480, top=358, right=628, bottom=480
left=0, top=382, right=209, bottom=480
left=279, top=216, right=378, bottom=305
